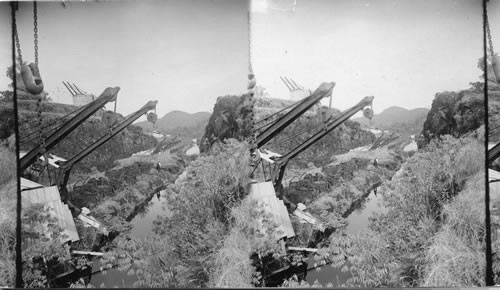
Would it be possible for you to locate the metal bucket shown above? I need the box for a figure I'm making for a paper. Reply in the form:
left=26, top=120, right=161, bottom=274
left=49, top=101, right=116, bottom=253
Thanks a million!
left=21, top=63, right=44, bottom=95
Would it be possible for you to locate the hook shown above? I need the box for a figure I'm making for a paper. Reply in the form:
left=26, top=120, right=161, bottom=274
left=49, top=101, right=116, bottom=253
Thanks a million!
left=21, top=63, right=44, bottom=95
left=40, top=153, right=49, bottom=167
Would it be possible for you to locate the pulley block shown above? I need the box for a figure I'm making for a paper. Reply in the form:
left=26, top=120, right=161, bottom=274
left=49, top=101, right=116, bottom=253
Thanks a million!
left=363, top=107, right=374, bottom=120
left=21, top=63, right=44, bottom=95
left=493, top=55, right=500, bottom=83
left=250, top=149, right=261, bottom=163
left=147, top=112, right=158, bottom=124
left=102, top=110, right=118, bottom=128
left=248, top=73, right=256, bottom=90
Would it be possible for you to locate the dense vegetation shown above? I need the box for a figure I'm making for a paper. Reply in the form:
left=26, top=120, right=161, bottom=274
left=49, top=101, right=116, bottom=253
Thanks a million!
left=99, top=139, right=261, bottom=287
left=0, top=139, right=17, bottom=287
left=283, top=133, right=486, bottom=287
left=2, top=57, right=491, bottom=287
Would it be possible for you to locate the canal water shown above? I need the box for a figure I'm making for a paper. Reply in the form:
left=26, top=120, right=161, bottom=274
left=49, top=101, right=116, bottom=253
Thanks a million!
left=89, top=189, right=385, bottom=287
left=305, top=191, right=386, bottom=286
left=89, top=190, right=171, bottom=288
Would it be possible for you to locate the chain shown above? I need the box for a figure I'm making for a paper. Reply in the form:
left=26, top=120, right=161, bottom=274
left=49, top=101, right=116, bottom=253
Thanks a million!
left=486, top=14, right=495, bottom=59
left=33, top=1, right=39, bottom=67
left=13, top=14, right=23, bottom=64
left=32, top=1, right=47, bottom=165
left=248, top=11, right=257, bottom=147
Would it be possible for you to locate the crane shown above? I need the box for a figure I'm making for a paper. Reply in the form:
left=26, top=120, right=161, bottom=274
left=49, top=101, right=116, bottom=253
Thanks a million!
left=54, top=100, right=158, bottom=205
left=254, top=82, right=335, bottom=150
left=20, top=87, right=120, bottom=172
left=263, top=96, right=375, bottom=208
left=489, top=143, right=500, bottom=165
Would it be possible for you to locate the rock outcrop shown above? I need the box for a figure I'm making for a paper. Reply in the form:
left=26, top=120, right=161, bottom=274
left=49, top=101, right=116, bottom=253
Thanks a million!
left=200, top=94, right=254, bottom=153
left=420, top=89, right=484, bottom=147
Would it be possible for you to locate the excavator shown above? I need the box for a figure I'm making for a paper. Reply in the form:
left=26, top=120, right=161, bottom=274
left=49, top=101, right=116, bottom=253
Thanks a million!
left=53, top=100, right=158, bottom=212
left=20, top=87, right=120, bottom=173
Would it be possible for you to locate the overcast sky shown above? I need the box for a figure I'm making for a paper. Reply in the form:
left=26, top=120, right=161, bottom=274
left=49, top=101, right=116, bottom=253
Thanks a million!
left=0, top=0, right=249, bottom=118
left=251, top=0, right=487, bottom=114
left=1, top=0, right=498, bottom=117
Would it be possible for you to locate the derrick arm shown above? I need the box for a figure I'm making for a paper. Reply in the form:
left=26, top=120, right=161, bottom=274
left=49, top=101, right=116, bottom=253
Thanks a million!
left=255, top=82, right=335, bottom=148
left=20, top=87, right=120, bottom=171
left=56, top=100, right=158, bottom=202
left=489, top=143, right=500, bottom=164
left=271, top=96, right=375, bottom=197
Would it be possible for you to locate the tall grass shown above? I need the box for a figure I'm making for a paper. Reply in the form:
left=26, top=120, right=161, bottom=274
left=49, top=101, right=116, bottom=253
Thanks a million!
left=422, top=172, right=485, bottom=286
left=343, top=135, right=485, bottom=287
left=209, top=198, right=282, bottom=287
left=0, top=145, right=16, bottom=186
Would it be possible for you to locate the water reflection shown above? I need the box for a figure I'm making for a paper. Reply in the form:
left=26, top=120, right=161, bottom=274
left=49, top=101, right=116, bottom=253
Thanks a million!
left=89, top=191, right=384, bottom=287
left=89, top=190, right=171, bottom=287
left=305, top=191, right=386, bottom=286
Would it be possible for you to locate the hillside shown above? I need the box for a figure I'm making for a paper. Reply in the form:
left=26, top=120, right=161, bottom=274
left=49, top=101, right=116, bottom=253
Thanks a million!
left=17, top=99, right=158, bottom=175
left=135, top=110, right=211, bottom=140
left=353, top=106, right=429, bottom=135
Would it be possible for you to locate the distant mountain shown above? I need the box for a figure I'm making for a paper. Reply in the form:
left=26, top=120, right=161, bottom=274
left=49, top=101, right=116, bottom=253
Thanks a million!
left=353, top=106, right=430, bottom=135
left=135, top=110, right=211, bottom=140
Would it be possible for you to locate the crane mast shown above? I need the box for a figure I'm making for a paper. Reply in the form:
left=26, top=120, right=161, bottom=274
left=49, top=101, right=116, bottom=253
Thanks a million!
left=55, top=100, right=158, bottom=204
left=255, top=82, right=335, bottom=149
left=20, top=87, right=120, bottom=171
left=267, top=96, right=375, bottom=207
left=489, top=143, right=500, bottom=165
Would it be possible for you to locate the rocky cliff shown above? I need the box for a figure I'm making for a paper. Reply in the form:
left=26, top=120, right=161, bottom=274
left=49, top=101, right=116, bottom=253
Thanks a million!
left=420, top=89, right=484, bottom=147
left=200, top=94, right=254, bottom=153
